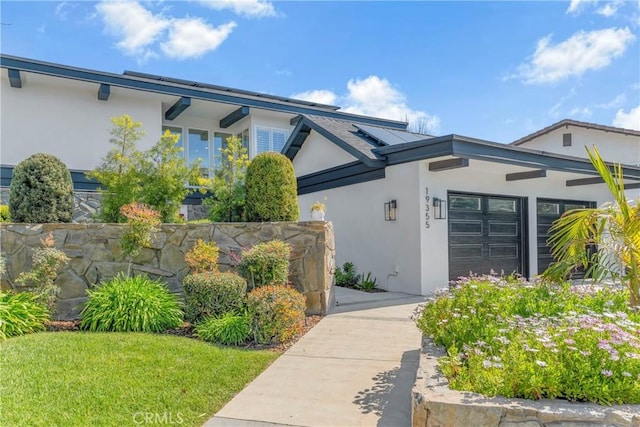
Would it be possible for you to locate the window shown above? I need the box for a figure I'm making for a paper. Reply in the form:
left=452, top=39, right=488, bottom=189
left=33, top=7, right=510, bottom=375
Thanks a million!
left=488, top=198, right=516, bottom=213
left=563, top=133, right=572, bottom=147
left=188, top=129, right=210, bottom=177
left=256, top=127, right=288, bottom=154
left=449, top=195, right=481, bottom=211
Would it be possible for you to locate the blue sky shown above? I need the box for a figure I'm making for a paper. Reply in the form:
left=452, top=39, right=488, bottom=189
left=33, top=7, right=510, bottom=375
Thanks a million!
left=1, top=0, right=639, bottom=142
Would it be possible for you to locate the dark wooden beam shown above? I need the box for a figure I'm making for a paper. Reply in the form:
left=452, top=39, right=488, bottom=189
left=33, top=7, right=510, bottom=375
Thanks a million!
left=566, top=177, right=604, bottom=187
left=8, top=69, right=21, bottom=88
left=290, top=115, right=303, bottom=125
left=428, top=157, right=469, bottom=172
left=219, top=106, right=249, bottom=128
left=164, top=96, right=191, bottom=120
left=506, top=169, right=546, bottom=181
left=97, top=84, right=110, bottom=101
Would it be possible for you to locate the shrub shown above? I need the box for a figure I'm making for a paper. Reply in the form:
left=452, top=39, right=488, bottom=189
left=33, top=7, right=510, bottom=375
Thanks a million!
left=238, top=240, right=291, bottom=289
left=119, top=203, right=161, bottom=275
left=356, top=272, right=378, bottom=291
left=0, top=205, right=10, bottom=222
left=15, top=233, right=69, bottom=314
left=9, top=153, right=74, bottom=223
left=196, top=312, right=251, bottom=345
left=245, top=152, right=299, bottom=222
left=80, top=274, right=183, bottom=332
left=184, top=239, right=219, bottom=273
left=183, top=272, right=247, bottom=323
left=0, top=291, right=49, bottom=340
left=334, top=262, right=361, bottom=288
left=415, top=275, right=640, bottom=405
left=246, top=285, right=305, bottom=344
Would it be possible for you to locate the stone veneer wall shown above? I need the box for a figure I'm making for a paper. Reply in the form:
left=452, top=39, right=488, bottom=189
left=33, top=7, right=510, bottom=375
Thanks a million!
left=412, top=338, right=640, bottom=427
left=0, top=222, right=335, bottom=320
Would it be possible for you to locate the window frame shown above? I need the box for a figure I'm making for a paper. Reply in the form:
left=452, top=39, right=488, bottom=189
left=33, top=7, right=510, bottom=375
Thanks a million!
left=254, top=126, right=289, bottom=155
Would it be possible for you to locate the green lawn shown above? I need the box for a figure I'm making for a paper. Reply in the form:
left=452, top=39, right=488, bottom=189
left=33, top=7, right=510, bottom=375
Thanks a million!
left=0, top=332, right=278, bottom=427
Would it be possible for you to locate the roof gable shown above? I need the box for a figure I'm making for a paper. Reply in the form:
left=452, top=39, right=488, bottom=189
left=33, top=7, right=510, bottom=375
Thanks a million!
left=512, top=119, right=640, bottom=146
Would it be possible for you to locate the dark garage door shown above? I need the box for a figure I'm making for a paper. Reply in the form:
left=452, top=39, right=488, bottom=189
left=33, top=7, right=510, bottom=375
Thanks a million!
left=537, top=198, right=596, bottom=275
left=448, top=193, right=526, bottom=280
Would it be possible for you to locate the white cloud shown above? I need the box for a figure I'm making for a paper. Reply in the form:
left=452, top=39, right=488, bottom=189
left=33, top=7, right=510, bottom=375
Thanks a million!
left=161, top=19, right=236, bottom=59
left=96, top=1, right=235, bottom=61
left=96, top=1, right=169, bottom=57
left=512, top=27, right=635, bottom=84
left=566, top=0, right=592, bottom=14
left=293, top=76, right=440, bottom=134
left=55, top=1, right=75, bottom=20
left=292, top=89, right=338, bottom=106
left=597, top=1, right=622, bottom=17
left=568, top=106, right=593, bottom=119
left=598, top=93, right=626, bottom=109
left=613, top=105, right=640, bottom=130
left=198, top=0, right=276, bottom=18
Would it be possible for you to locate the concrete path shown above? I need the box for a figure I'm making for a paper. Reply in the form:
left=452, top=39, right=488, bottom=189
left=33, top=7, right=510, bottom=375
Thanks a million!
left=205, top=287, right=426, bottom=427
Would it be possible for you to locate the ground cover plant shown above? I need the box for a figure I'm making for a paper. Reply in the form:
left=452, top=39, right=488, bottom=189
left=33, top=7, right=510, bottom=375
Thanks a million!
left=0, top=332, right=278, bottom=427
left=415, top=274, right=640, bottom=405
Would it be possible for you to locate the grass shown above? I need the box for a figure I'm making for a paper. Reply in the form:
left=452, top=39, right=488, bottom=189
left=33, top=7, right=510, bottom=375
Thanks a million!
left=415, top=275, right=640, bottom=405
left=0, top=332, right=278, bottom=427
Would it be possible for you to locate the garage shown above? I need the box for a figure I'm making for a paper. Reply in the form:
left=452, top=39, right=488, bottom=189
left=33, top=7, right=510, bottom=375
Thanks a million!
left=448, top=192, right=527, bottom=280
left=536, top=198, right=596, bottom=275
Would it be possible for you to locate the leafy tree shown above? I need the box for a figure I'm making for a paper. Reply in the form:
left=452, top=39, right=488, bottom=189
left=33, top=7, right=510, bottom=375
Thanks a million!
left=9, top=153, right=74, bottom=223
left=138, top=130, right=202, bottom=223
left=88, top=115, right=144, bottom=223
left=89, top=116, right=202, bottom=223
left=543, top=146, right=640, bottom=307
left=204, top=135, right=250, bottom=222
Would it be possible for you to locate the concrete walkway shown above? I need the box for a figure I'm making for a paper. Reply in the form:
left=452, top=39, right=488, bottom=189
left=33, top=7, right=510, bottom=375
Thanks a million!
left=205, top=287, right=426, bottom=427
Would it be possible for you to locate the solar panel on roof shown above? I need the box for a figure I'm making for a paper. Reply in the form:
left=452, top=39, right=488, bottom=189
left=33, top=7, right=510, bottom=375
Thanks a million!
left=355, top=124, right=428, bottom=146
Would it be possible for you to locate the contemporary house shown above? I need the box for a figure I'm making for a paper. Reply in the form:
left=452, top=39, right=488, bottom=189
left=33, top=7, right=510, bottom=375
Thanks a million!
left=2, top=55, right=639, bottom=295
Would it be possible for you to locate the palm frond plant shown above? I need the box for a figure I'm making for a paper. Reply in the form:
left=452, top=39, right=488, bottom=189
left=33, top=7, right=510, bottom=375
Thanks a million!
left=543, top=146, right=640, bottom=308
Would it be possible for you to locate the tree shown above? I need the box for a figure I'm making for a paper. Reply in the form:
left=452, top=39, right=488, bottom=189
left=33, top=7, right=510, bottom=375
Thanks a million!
left=543, top=146, right=640, bottom=308
left=88, top=115, right=144, bottom=223
left=204, top=135, right=250, bottom=222
left=138, top=130, right=202, bottom=223
left=89, top=115, right=202, bottom=223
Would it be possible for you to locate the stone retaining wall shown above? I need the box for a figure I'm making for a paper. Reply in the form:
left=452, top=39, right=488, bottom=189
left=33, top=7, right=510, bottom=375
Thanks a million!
left=411, top=338, right=640, bottom=427
left=0, top=222, right=335, bottom=319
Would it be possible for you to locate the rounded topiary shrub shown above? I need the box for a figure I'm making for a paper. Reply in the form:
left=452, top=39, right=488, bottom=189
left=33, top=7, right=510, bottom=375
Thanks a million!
left=183, top=272, right=247, bottom=323
left=245, top=152, right=299, bottom=222
left=246, top=284, right=305, bottom=344
left=238, top=240, right=291, bottom=289
left=9, top=153, right=74, bottom=223
left=80, top=274, right=183, bottom=332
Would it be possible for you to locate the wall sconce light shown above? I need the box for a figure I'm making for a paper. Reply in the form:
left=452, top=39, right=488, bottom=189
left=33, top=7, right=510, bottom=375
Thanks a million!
left=433, top=197, right=447, bottom=220
left=384, top=200, right=397, bottom=221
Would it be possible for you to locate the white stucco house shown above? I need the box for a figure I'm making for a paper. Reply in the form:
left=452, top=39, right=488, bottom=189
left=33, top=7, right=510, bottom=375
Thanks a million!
left=2, top=55, right=639, bottom=296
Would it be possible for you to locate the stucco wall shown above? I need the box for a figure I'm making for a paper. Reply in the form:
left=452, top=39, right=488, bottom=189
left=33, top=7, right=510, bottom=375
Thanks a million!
left=0, top=222, right=335, bottom=319
left=296, top=161, right=423, bottom=295
left=1, top=71, right=162, bottom=170
left=293, top=131, right=359, bottom=176
left=516, top=125, right=640, bottom=166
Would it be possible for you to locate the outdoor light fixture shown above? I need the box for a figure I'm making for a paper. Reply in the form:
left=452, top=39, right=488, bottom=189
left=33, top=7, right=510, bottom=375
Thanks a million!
left=433, top=197, right=447, bottom=220
left=384, top=200, right=397, bottom=221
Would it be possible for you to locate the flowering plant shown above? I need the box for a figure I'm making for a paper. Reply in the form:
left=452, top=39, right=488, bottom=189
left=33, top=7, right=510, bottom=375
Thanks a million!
left=415, top=274, right=640, bottom=404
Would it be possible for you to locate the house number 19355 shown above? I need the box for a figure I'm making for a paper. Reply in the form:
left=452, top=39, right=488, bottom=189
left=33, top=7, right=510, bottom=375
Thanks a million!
left=424, top=187, right=430, bottom=229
